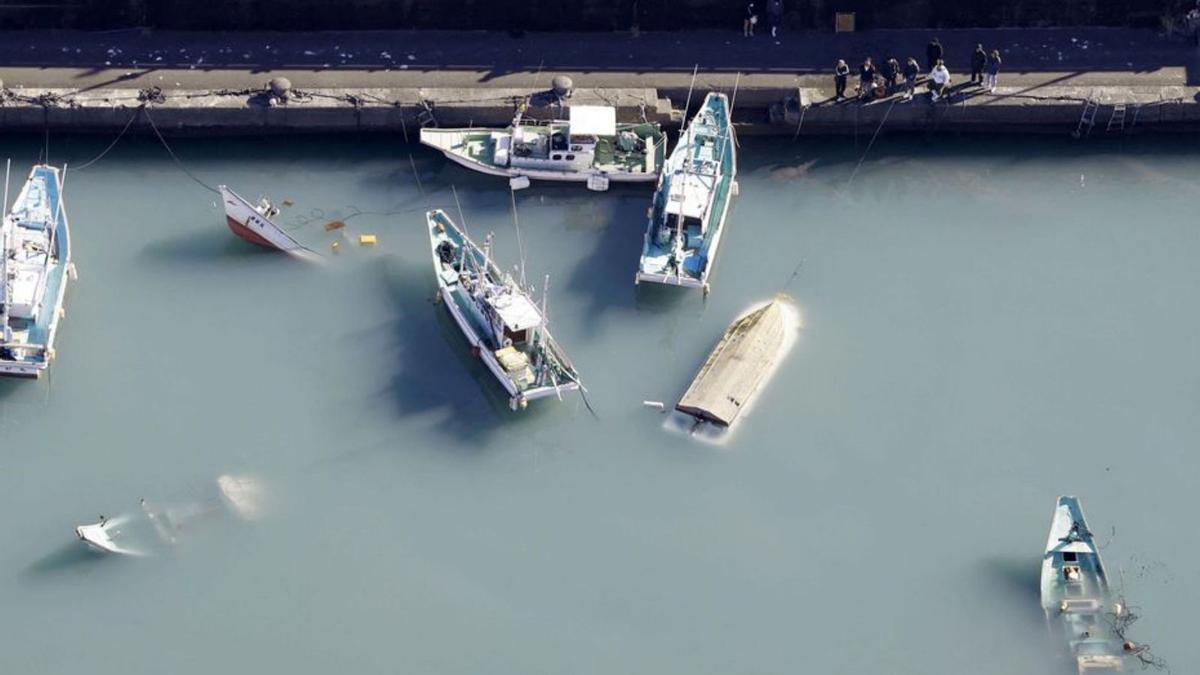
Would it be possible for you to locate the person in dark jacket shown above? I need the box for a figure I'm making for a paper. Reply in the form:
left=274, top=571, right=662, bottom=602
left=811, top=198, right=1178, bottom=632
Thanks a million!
left=882, top=57, right=900, bottom=93
left=984, top=49, right=1002, bottom=92
left=902, top=57, right=920, bottom=100
left=970, top=44, right=986, bottom=85
left=857, top=57, right=876, bottom=100
left=743, top=2, right=758, bottom=37
left=926, top=37, right=943, bottom=71
left=766, top=0, right=783, bottom=38
left=834, top=59, right=850, bottom=100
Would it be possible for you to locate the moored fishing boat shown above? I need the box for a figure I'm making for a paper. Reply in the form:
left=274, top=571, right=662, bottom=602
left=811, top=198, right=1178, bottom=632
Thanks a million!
left=635, top=92, right=737, bottom=294
left=0, top=163, right=72, bottom=378
left=419, top=106, right=665, bottom=189
left=426, top=208, right=581, bottom=410
left=219, top=185, right=315, bottom=257
left=1039, top=496, right=1128, bottom=673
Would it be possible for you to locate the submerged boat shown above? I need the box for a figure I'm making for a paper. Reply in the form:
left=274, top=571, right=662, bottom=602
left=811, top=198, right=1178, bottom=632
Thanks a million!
left=219, top=185, right=314, bottom=256
left=636, top=92, right=737, bottom=293
left=426, top=209, right=581, bottom=410
left=76, top=475, right=263, bottom=556
left=0, top=164, right=72, bottom=378
left=1039, top=496, right=1128, bottom=674
left=419, top=105, right=665, bottom=188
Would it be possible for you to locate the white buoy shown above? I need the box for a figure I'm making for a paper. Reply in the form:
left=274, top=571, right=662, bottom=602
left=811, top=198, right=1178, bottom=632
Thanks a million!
left=509, top=176, right=531, bottom=191
left=643, top=400, right=665, bottom=410
left=586, top=174, right=610, bottom=192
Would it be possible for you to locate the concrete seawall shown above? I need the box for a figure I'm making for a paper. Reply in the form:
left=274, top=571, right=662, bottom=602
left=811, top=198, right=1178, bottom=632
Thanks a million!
left=3, top=82, right=1198, bottom=137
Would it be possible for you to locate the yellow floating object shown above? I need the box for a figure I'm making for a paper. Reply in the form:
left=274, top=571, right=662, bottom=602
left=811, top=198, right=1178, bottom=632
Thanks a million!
left=358, top=234, right=377, bottom=246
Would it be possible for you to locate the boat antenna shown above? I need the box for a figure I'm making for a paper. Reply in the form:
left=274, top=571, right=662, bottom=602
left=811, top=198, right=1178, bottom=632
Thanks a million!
left=48, top=164, right=66, bottom=255
left=450, top=184, right=485, bottom=278
left=681, top=64, right=699, bottom=122
left=509, top=189, right=528, bottom=289
left=1, top=159, right=9, bottom=342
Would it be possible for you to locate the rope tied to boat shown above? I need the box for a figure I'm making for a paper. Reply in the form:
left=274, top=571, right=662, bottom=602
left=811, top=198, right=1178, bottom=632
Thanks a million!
left=142, top=107, right=219, bottom=194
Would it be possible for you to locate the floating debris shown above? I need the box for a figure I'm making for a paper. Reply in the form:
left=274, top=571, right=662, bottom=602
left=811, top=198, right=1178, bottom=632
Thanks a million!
left=358, top=234, right=377, bottom=246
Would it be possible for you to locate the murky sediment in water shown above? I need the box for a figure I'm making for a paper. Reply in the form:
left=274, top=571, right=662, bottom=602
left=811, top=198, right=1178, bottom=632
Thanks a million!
left=0, top=132, right=1193, bottom=673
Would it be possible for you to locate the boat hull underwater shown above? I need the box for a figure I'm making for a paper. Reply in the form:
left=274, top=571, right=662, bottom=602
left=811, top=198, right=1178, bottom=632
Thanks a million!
left=636, top=92, right=737, bottom=293
left=419, top=105, right=666, bottom=187
left=76, top=475, right=264, bottom=556
left=219, top=185, right=315, bottom=257
left=0, top=165, right=72, bottom=379
left=1039, top=496, right=1128, bottom=674
left=426, top=209, right=581, bottom=410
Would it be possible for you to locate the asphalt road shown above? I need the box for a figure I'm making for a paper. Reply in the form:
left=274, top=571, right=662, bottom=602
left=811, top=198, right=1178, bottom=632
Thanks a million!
left=0, top=27, right=1193, bottom=93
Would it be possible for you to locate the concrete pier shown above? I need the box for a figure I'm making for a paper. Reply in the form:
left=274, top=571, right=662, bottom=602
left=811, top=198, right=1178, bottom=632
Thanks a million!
left=1, top=27, right=1198, bottom=137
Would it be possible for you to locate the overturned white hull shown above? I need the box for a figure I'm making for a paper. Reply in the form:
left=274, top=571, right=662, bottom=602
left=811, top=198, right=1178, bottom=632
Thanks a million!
left=219, top=185, right=316, bottom=258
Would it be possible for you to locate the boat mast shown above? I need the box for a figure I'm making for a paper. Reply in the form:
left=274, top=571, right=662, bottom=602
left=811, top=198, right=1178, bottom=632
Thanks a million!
left=1, top=159, right=10, bottom=343
left=509, top=188, right=527, bottom=289
left=713, top=72, right=740, bottom=206
left=48, top=163, right=66, bottom=255
left=671, top=65, right=701, bottom=272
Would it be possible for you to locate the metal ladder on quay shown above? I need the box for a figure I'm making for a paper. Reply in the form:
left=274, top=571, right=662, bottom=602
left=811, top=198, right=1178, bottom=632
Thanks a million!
left=1106, top=103, right=1127, bottom=133
left=416, top=99, right=438, bottom=128
left=1073, top=98, right=1100, bottom=138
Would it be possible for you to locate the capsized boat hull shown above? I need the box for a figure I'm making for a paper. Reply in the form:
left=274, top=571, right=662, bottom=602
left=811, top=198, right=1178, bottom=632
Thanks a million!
left=219, top=185, right=315, bottom=257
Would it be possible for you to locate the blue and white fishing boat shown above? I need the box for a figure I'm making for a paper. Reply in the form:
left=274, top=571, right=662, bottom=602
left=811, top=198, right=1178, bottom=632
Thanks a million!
left=635, top=92, right=737, bottom=293
left=426, top=208, right=581, bottom=410
left=0, top=164, right=72, bottom=378
left=1040, top=496, right=1128, bottom=674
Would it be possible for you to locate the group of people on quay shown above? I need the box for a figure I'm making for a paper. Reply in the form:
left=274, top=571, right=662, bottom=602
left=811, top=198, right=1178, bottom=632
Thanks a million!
left=834, top=38, right=1002, bottom=104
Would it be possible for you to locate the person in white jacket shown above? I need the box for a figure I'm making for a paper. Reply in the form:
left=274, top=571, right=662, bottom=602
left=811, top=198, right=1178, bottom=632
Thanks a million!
left=929, top=59, right=951, bottom=102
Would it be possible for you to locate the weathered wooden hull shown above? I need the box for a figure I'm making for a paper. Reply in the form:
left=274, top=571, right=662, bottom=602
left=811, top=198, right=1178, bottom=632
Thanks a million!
left=676, top=301, right=785, bottom=426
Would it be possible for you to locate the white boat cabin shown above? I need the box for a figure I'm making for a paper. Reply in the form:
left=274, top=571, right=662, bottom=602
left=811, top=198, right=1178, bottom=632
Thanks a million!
left=498, top=105, right=616, bottom=172
left=487, top=289, right=542, bottom=347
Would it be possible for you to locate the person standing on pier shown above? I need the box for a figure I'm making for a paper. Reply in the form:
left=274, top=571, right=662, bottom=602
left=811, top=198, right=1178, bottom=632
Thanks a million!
left=766, top=0, right=783, bottom=38
left=883, top=57, right=900, bottom=93
left=902, top=57, right=920, bottom=100
left=744, top=2, right=758, bottom=37
left=984, top=49, right=1002, bottom=92
left=926, top=37, right=943, bottom=70
left=858, top=57, right=877, bottom=100
left=970, top=44, right=987, bottom=85
left=834, top=59, right=850, bottom=100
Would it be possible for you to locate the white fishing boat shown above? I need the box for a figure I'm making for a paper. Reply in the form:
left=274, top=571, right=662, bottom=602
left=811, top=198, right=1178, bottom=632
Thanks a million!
left=76, top=474, right=264, bottom=557
left=1039, top=496, right=1127, bottom=673
left=636, top=92, right=737, bottom=293
left=219, top=185, right=315, bottom=257
left=426, top=208, right=582, bottom=410
left=0, top=163, right=72, bottom=378
left=419, top=106, right=666, bottom=188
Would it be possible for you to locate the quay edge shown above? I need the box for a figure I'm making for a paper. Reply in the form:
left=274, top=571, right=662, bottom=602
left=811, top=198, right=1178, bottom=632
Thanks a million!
left=3, top=84, right=1200, bottom=136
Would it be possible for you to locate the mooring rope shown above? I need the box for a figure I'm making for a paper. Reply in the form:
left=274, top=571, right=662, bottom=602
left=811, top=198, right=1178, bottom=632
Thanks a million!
left=75, top=105, right=143, bottom=171
left=143, top=107, right=218, bottom=194
left=844, top=97, right=899, bottom=192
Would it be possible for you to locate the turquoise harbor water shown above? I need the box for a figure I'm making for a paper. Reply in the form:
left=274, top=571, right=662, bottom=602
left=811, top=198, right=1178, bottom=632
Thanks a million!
left=1, top=132, right=1197, bottom=673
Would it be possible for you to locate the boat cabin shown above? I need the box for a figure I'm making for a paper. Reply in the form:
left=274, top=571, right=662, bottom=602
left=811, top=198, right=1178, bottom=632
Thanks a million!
left=488, top=290, right=541, bottom=346
left=502, top=105, right=616, bottom=172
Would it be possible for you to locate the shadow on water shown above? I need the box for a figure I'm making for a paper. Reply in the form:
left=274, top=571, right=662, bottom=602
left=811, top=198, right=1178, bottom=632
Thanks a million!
left=375, top=257, right=550, bottom=446
left=22, top=542, right=112, bottom=579
left=137, top=225, right=301, bottom=267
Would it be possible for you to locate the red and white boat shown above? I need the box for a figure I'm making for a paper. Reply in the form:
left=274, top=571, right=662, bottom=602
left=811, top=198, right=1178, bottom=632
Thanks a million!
left=219, top=185, right=315, bottom=258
